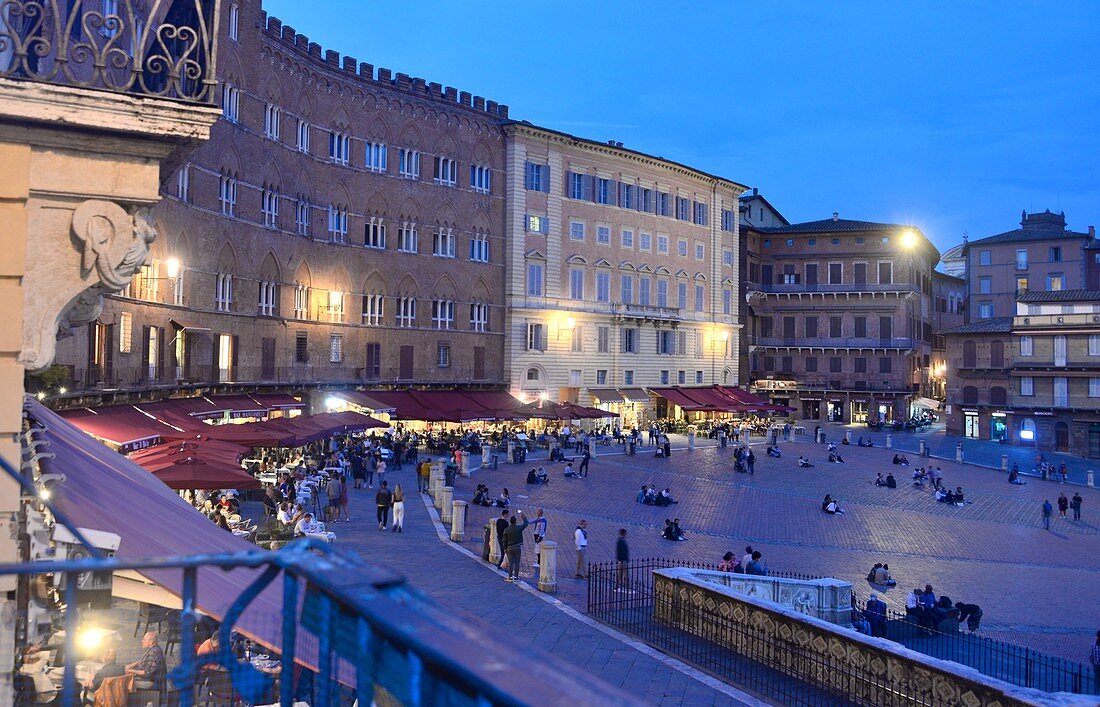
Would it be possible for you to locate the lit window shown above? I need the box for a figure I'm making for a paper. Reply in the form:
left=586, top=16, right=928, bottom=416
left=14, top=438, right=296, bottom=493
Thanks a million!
left=118, top=312, right=132, bottom=354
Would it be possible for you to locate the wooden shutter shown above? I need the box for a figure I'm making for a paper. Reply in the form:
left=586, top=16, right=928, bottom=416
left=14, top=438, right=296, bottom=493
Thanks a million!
left=473, top=346, right=485, bottom=380
left=231, top=335, right=240, bottom=379
left=142, top=326, right=151, bottom=370
left=183, top=332, right=192, bottom=379
left=104, top=324, right=114, bottom=382
left=156, top=327, right=165, bottom=382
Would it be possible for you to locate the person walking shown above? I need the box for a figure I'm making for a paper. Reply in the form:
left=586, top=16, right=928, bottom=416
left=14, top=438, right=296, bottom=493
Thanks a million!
left=1041, top=499, right=1053, bottom=531
left=747, top=448, right=756, bottom=475
left=579, top=447, right=591, bottom=477
left=494, top=510, right=511, bottom=569
left=417, top=458, right=431, bottom=493
left=365, top=456, right=376, bottom=489
left=574, top=520, right=589, bottom=578
left=390, top=483, right=405, bottom=532
left=376, top=457, right=387, bottom=489
left=375, top=481, right=393, bottom=530
left=502, top=511, right=530, bottom=582
left=325, top=474, right=342, bottom=523
left=1089, top=630, right=1100, bottom=694
left=337, top=473, right=350, bottom=522
left=531, top=508, right=548, bottom=570
left=1058, top=493, right=1069, bottom=519
left=1071, top=492, right=1083, bottom=521
left=615, top=528, right=630, bottom=590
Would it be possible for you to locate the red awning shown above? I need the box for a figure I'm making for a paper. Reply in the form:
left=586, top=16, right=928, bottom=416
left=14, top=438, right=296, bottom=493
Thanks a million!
left=129, top=448, right=260, bottom=490
left=58, top=406, right=183, bottom=452
left=650, top=387, right=713, bottom=411
left=333, top=391, right=397, bottom=412
left=205, top=394, right=269, bottom=418
left=248, top=393, right=306, bottom=410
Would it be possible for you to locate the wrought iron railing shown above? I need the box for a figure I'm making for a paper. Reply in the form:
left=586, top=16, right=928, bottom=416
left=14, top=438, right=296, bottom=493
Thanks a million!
left=0, top=0, right=220, bottom=103
left=1, top=543, right=638, bottom=706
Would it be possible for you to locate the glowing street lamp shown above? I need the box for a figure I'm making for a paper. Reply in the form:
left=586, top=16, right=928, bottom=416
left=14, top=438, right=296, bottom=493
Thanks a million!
left=165, top=257, right=181, bottom=279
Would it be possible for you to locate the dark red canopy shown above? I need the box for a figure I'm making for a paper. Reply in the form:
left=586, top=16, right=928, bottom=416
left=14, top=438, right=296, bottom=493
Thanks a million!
left=128, top=448, right=260, bottom=490
left=57, top=406, right=183, bottom=452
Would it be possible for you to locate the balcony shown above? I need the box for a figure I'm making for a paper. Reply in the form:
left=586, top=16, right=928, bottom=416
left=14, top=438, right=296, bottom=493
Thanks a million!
left=0, top=0, right=220, bottom=104
left=751, top=337, right=917, bottom=350
left=617, top=303, right=682, bottom=321
left=747, top=283, right=920, bottom=297
left=1014, top=313, right=1100, bottom=329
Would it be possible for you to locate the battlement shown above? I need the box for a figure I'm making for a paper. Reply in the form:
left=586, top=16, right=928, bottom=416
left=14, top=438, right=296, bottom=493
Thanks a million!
left=261, top=12, right=509, bottom=120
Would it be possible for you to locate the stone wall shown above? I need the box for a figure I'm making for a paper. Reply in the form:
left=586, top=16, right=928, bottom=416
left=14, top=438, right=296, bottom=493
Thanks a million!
left=653, top=568, right=1054, bottom=707
left=683, top=569, right=851, bottom=626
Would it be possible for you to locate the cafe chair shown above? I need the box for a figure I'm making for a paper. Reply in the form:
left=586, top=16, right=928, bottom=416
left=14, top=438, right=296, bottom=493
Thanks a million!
left=133, top=603, right=168, bottom=637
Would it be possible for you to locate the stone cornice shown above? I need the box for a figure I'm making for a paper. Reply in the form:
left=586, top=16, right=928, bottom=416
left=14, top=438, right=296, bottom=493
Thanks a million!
left=504, top=122, right=747, bottom=194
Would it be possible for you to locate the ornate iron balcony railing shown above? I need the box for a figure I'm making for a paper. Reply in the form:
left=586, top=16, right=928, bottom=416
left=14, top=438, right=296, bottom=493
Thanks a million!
left=0, top=0, right=220, bottom=103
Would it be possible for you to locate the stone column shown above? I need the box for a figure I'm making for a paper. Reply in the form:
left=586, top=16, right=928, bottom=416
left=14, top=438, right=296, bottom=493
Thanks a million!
left=1001, top=455, right=1008, bottom=472
left=844, top=430, right=851, bottom=443
left=429, top=463, right=444, bottom=502
left=537, top=540, right=558, bottom=594
left=1087, top=470, right=1094, bottom=488
left=507, top=439, right=515, bottom=463
left=687, top=431, right=695, bottom=450
left=488, top=521, right=502, bottom=565
left=440, top=486, right=454, bottom=519
left=919, top=439, right=927, bottom=457
left=885, top=434, right=892, bottom=449
left=450, top=500, right=467, bottom=542
left=459, top=453, right=470, bottom=477
left=589, top=438, right=597, bottom=457
left=955, top=442, right=964, bottom=463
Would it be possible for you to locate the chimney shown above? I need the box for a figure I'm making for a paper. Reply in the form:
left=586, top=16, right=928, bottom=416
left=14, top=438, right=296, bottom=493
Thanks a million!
left=1090, top=225, right=1096, bottom=238
left=752, top=187, right=759, bottom=196
left=832, top=211, right=839, bottom=222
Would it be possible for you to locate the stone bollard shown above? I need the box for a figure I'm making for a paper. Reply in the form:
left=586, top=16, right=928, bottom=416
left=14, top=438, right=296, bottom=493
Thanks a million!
left=1088, top=470, right=1094, bottom=488
left=507, top=440, right=515, bottom=464
left=919, top=439, right=927, bottom=457
left=956, top=443, right=964, bottom=463
left=460, top=454, right=470, bottom=477
left=886, top=434, right=892, bottom=449
left=688, top=431, right=695, bottom=451
left=1001, top=455, right=1009, bottom=472
left=429, top=464, right=444, bottom=501
left=440, top=486, right=454, bottom=519
left=537, top=540, right=558, bottom=594
left=784, top=428, right=792, bottom=442
left=488, top=522, right=502, bottom=565
left=450, top=500, right=467, bottom=541
left=844, top=430, right=852, bottom=443
left=589, top=439, right=597, bottom=457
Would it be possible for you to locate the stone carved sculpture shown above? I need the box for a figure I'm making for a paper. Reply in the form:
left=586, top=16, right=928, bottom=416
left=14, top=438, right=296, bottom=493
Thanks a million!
left=20, top=199, right=155, bottom=372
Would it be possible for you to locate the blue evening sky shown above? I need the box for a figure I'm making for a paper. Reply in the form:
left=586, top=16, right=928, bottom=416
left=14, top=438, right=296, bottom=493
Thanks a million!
left=262, top=1, right=1100, bottom=254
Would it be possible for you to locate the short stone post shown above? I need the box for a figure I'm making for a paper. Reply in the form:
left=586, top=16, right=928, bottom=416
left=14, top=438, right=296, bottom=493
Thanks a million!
left=885, top=434, right=892, bottom=449
left=537, top=540, right=558, bottom=594
left=440, top=486, right=454, bottom=519
left=687, top=431, right=695, bottom=451
left=460, top=453, right=470, bottom=477
left=488, top=521, right=502, bottom=565
left=450, top=501, right=467, bottom=542
left=919, top=439, right=927, bottom=457
left=507, top=439, right=516, bottom=464
left=784, top=427, right=792, bottom=442
left=844, top=430, right=852, bottom=443
left=589, top=438, right=597, bottom=457
left=1087, top=470, right=1094, bottom=488
left=429, top=464, right=444, bottom=503
left=1001, top=455, right=1009, bottom=472
left=956, top=442, right=964, bottom=463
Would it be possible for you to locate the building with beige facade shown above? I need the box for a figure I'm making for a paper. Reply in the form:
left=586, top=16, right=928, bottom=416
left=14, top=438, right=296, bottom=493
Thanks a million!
left=48, top=0, right=510, bottom=404
left=745, top=215, right=940, bottom=424
left=503, top=123, right=745, bottom=427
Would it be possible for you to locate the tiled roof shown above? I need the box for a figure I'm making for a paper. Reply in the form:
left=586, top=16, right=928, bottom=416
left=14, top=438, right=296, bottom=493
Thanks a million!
left=940, top=317, right=1013, bottom=335
left=965, top=227, right=1091, bottom=246
left=1017, top=289, right=1100, bottom=303
left=760, top=218, right=911, bottom=234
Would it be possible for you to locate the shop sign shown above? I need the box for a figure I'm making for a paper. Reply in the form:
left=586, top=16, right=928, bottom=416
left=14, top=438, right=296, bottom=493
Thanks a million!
left=1034, top=411, right=1054, bottom=416
left=991, top=412, right=1007, bottom=418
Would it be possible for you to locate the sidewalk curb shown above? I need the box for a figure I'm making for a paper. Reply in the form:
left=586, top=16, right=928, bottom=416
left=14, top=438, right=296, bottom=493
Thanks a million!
left=417, top=493, right=766, bottom=707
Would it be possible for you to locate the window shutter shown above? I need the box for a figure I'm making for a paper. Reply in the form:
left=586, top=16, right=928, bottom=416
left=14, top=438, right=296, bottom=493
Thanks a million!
left=541, top=218, right=549, bottom=235
left=524, top=163, right=533, bottom=190
left=142, top=326, right=151, bottom=369
left=104, top=324, right=114, bottom=379
left=86, top=322, right=96, bottom=367
left=585, top=175, right=596, bottom=202
left=564, top=170, right=572, bottom=197
left=540, top=165, right=550, bottom=193
left=183, top=332, right=192, bottom=378
left=232, top=335, right=240, bottom=375
left=156, top=327, right=165, bottom=381
left=212, top=334, right=220, bottom=372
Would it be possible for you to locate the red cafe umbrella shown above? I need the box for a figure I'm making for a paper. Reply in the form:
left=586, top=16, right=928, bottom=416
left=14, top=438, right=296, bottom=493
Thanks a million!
left=131, top=453, right=261, bottom=490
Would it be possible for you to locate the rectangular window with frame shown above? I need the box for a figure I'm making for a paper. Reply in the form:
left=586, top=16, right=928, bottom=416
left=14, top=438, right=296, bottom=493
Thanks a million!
left=597, top=326, right=609, bottom=353
left=526, top=262, right=544, bottom=297
left=620, top=274, right=633, bottom=304
left=621, top=327, right=638, bottom=354
left=526, top=322, right=546, bottom=351
left=264, top=104, right=281, bottom=140
left=295, top=332, right=308, bottom=364
left=1090, top=378, right=1100, bottom=398
left=979, top=250, right=991, bottom=266
left=1016, top=249, right=1028, bottom=269
left=525, top=214, right=549, bottom=234
left=639, top=232, right=652, bottom=251
left=596, top=369, right=608, bottom=385
left=694, top=284, right=704, bottom=312
left=524, top=162, right=550, bottom=192
left=596, top=271, right=611, bottom=303
left=569, top=268, right=584, bottom=300
left=1020, top=335, right=1033, bottom=356
left=571, top=326, right=583, bottom=353
left=1020, top=376, right=1034, bottom=396
left=639, top=277, right=651, bottom=306
left=329, top=334, right=343, bottom=363
left=657, top=235, right=669, bottom=254
left=1089, top=334, right=1100, bottom=356
left=570, top=221, right=585, bottom=241
left=596, top=225, right=611, bottom=245
left=437, top=343, right=451, bottom=368
left=621, top=229, right=634, bottom=248
left=118, top=312, right=132, bottom=354
left=623, top=370, right=634, bottom=385
left=597, top=178, right=611, bottom=204
left=677, top=239, right=688, bottom=257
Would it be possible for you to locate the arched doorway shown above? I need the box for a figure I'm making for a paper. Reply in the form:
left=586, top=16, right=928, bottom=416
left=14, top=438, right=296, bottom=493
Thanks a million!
left=1055, top=422, right=1069, bottom=452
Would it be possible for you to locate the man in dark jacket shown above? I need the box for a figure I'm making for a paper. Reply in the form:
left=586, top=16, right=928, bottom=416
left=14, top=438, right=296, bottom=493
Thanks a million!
left=501, top=511, right=529, bottom=582
left=865, top=594, right=888, bottom=637
left=494, top=510, right=511, bottom=568
left=615, top=528, right=630, bottom=589
left=375, top=482, right=393, bottom=530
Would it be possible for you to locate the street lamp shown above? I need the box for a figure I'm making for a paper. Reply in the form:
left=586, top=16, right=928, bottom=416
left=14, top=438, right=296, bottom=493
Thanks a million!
left=165, top=257, right=181, bottom=279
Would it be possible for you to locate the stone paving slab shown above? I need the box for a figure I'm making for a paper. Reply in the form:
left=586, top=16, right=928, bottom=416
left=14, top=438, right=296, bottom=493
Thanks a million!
left=451, top=437, right=1100, bottom=665
left=319, top=477, right=758, bottom=706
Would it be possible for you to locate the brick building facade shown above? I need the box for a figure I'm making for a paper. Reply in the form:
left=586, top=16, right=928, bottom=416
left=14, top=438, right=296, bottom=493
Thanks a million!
left=745, top=215, right=939, bottom=424
left=51, top=0, right=510, bottom=401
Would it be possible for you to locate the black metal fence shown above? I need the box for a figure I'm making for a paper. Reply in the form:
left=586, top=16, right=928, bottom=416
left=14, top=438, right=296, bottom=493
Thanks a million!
left=586, top=560, right=1100, bottom=702
left=587, top=559, right=934, bottom=706
left=852, top=593, right=1097, bottom=695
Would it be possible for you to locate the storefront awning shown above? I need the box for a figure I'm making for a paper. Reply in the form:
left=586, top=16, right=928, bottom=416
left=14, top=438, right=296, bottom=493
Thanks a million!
left=588, top=388, right=625, bottom=404
left=169, top=318, right=210, bottom=332
left=334, top=391, right=397, bottom=413
left=58, top=406, right=183, bottom=452
left=248, top=393, right=306, bottom=410
left=205, top=394, right=268, bottom=418
left=912, top=397, right=942, bottom=410
left=618, top=388, right=651, bottom=403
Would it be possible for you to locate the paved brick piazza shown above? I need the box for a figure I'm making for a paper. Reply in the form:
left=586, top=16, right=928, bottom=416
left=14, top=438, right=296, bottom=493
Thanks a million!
left=445, top=435, right=1100, bottom=665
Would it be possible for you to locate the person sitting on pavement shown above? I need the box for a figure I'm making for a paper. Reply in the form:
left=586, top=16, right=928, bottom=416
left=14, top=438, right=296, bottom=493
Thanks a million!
left=897, top=454, right=910, bottom=466
left=912, top=468, right=927, bottom=487
left=472, top=484, right=493, bottom=507
left=637, top=485, right=650, bottom=503
left=874, top=473, right=887, bottom=487
left=953, top=486, right=968, bottom=506
left=644, top=486, right=658, bottom=505
left=661, top=518, right=687, bottom=541
left=495, top=488, right=511, bottom=508
left=828, top=451, right=845, bottom=463
left=766, top=445, right=782, bottom=458
left=885, top=473, right=897, bottom=488
left=935, top=487, right=950, bottom=503
left=1008, top=469, right=1026, bottom=485
left=874, top=563, right=896, bottom=586
left=797, top=456, right=814, bottom=468
left=526, top=467, right=548, bottom=485
left=841, top=436, right=850, bottom=445
left=564, top=462, right=580, bottom=478
left=745, top=551, right=768, bottom=575
left=656, top=488, right=678, bottom=506
left=954, top=601, right=983, bottom=632
left=822, top=494, right=844, bottom=514
left=827, top=442, right=839, bottom=454
left=866, top=563, right=884, bottom=582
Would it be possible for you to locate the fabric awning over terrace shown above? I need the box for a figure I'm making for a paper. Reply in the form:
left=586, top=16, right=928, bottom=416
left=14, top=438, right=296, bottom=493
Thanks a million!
left=247, top=393, right=306, bottom=410
left=651, top=386, right=792, bottom=414
left=364, top=390, right=534, bottom=422
left=57, top=406, right=184, bottom=452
